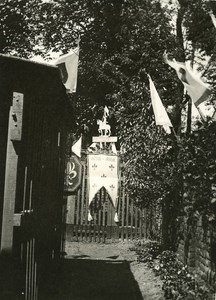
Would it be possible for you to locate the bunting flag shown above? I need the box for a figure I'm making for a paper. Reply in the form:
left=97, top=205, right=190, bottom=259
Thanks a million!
left=111, top=143, right=117, bottom=155
left=52, top=47, right=79, bottom=93
left=114, top=212, right=119, bottom=223
left=148, top=75, right=173, bottom=134
left=104, top=105, right=109, bottom=116
left=71, top=136, right=82, bottom=158
left=209, top=11, right=216, bottom=28
left=88, top=210, right=93, bottom=222
left=164, top=53, right=211, bottom=107
left=88, top=154, right=119, bottom=208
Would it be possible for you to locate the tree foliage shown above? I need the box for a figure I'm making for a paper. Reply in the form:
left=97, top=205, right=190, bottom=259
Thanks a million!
left=0, top=0, right=42, bottom=57
left=178, top=121, right=216, bottom=223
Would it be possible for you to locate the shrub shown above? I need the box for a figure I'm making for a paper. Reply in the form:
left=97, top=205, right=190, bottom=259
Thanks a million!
left=134, top=240, right=162, bottom=265
left=133, top=242, right=214, bottom=299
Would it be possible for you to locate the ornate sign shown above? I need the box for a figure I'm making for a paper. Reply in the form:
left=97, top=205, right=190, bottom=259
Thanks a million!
left=64, top=156, right=82, bottom=192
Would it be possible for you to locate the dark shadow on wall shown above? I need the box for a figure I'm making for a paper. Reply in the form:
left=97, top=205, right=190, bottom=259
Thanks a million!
left=39, top=258, right=143, bottom=300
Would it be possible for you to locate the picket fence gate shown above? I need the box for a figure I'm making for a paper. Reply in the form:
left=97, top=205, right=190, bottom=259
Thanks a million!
left=65, top=157, right=151, bottom=242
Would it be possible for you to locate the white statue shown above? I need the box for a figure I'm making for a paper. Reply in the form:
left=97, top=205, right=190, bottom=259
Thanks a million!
left=97, top=106, right=111, bottom=136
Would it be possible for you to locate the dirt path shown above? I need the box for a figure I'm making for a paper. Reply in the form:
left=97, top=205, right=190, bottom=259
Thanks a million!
left=41, top=241, right=164, bottom=300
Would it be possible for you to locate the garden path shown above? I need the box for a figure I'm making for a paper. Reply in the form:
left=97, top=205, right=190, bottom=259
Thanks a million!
left=41, top=241, right=164, bottom=300
left=39, top=242, right=164, bottom=300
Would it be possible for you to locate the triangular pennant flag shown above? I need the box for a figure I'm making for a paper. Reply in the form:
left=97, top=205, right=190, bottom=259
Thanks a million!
left=164, top=52, right=211, bottom=107
left=104, top=105, right=109, bottom=116
left=111, top=143, right=117, bottom=155
left=114, top=212, right=119, bottom=223
left=88, top=210, right=93, bottom=222
left=148, top=75, right=173, bottom=134
left=52, top=47, right=79, bottom=93
left=209, top=11, right=216, bottom=28
left=72, top=136, right=82, bottom=158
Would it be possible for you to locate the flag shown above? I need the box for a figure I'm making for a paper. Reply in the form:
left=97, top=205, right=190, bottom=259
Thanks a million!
left=88, top=154, right=119, bottom=207
left=52, top=47, right=79, bottom=93
left=88, top=210, right=93, bottom=222
left=209, top=11, right=216, bottom=28
left=71, top=136, right=82, bottom=158
left=104, top=105, right=109, bottom=116
left=148, top=75, right=173, bottom=134
left=111, top=143, right=117, bottom=155
left=164, top=53, right=211, bottom=107
left=114, top=212, right=119, bottom=223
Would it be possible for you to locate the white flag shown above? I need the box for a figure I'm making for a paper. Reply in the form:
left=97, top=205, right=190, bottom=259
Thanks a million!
left=52, top=47, right=79, bottom=93
left=104, top=105, right=109, bottom=116
left=148, top=75, right=173, bottom=134
left=210, top=11, right=216, bottom=28
left=88, top=210, right=93, bottom=222
left=72, top=136, right=82, bottom=158
left=164, top=53, right=211, bottom=107
left=114, top=212, right=119, bottom=223
left=111, top=143, right=117, bottom=155
left=88, top=154, right=119, bottom=207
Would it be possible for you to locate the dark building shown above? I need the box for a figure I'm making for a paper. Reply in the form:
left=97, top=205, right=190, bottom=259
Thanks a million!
left=0, top=54, right=75, bottom=299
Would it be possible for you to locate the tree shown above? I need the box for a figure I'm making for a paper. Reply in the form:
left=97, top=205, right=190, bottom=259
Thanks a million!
left=0, top=0, right=42, bottom=57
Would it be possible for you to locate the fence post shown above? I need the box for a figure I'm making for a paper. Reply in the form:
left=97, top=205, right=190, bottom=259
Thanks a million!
left=0, top=92, right=24, bottom=298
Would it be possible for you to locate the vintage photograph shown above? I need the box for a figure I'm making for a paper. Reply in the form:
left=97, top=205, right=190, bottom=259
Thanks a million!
left=0, top=0, right=216, bottom=299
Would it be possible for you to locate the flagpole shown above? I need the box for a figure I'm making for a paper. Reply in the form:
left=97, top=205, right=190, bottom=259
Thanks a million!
left=186, top=94, right=192, bottom=136
left=171, top=126, right=179, bottom=141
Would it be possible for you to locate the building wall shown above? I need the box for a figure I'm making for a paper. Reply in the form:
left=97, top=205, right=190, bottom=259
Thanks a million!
left=177, top=216, right=216, bottom=289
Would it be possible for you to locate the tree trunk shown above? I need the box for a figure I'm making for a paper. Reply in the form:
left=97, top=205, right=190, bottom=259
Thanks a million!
left=161, top=1, right=188, bottom=251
